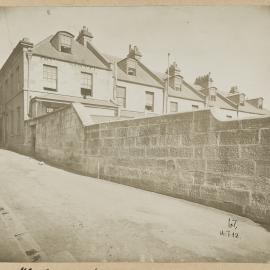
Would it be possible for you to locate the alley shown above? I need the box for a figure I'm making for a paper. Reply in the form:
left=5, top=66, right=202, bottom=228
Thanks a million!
left=0, top=149, right=269, bottom=262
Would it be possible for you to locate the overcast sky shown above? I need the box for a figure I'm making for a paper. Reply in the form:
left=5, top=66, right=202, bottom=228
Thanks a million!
left=0, top=6, right=270, bottom=108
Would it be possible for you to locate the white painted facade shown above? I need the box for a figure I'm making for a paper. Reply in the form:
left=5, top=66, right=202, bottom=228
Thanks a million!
left=116, top=80, right=164, bottom=115
left=167, top=96, right=205, bottom=113
left=23, top=55, right=114, bottom=120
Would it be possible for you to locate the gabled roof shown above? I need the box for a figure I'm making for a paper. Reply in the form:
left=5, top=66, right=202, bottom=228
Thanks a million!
left=216, top=90, right=270, bottom=114
left=32, top=35, right=110, bottom=70
left=238, top=101, right=270, bottom=115
left=168, top=83, right=205, bottom=102
left=215, top=92, right=238, bottom=111
left=31, top=93, right=118, bottom=108
left=155, top=72, right=205, bottom=102
left=196, top=85, right=270, bottom=115
left=194, top=84, right=240, bottom=111
left=104, top=54, right=164, bottom=89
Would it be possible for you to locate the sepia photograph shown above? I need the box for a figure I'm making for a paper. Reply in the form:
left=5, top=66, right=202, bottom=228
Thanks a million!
left=0, top=5, right=269, bottom=265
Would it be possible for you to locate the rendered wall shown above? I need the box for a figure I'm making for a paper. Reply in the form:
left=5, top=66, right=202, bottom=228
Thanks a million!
left=168, top=96, right=205, bottom=113
left=25, top=55, right=113, bottom=119
left=117, top=80, right=164, bottom=115
left=32, top=105, right=270, bottom=224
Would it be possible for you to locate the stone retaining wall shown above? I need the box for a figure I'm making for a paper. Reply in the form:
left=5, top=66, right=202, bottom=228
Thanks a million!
left=32, top=104, right=270, bottom=224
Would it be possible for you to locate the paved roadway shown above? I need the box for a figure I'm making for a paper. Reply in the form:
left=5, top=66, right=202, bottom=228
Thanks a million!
left=0, top=149, right=269, bottom=263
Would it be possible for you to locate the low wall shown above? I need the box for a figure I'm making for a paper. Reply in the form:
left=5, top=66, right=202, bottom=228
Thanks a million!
left=33, top=104, right=270, bottom=224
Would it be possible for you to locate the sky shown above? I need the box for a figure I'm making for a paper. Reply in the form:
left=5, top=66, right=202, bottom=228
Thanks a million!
left=0, top=6, right=270, bottom=108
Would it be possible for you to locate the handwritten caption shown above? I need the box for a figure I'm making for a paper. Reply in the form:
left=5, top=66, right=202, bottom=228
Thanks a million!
left=20, top=267, right=98, bottom=270
left=220, top=217, right=239, bottom=239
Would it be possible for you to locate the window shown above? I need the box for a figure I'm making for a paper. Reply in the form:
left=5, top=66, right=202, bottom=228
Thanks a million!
left=17, top=106, right=21, bottom=135
left=174, top=77, right=182, bottom=91
left=116, top=86, right=126, bottom=108
left=43, top=65, right=57, bottom=91
left=60, top=35, right=72, bottom=53
left=210, top=95, right=216, bottom=101
left=128, top=67, right=136, bottom=76
left=226, top=115, right=232, bottom=119
left=81, top=72, right=93, bottom=97
left=170, top=101, right=178, bottom=113
left=46, top=107, right=54, bottom=113
left=145, top=91, right=154, bottom=112
left=192, top=104, right=199, bottom=110
left=239, top=94, right=245, bottom=106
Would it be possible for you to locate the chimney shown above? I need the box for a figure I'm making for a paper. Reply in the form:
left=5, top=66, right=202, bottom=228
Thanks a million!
left=76, top=26, right=94, bottom=46
left=19, top=37, right=33, bottom=49
left=127, top=44, right=142, bottom=61
left=227, top=92, right=246, bottom=106
left=194, top=73, right=213, bottom=89
left=167, top=62, right=183, bottom=91
left=229, top=86, right=239, bottom=94
left=168, top=62, right=181, bottom=77
left=247, top=97, right=263, bottom=109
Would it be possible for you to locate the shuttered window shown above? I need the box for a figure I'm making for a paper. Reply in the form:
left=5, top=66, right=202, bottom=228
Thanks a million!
left=43, top=65, right=57, bottom=91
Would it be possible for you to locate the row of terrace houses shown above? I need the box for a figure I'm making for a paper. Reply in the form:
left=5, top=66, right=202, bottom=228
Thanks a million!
left=0, top=26, right=269, bottom=151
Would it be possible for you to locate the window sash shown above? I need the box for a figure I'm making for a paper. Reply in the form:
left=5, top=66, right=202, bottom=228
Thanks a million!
left=81, top=72, right=92, bottom=90
left=128, top=68, right=136, bottom=76
left=116, top=86, right=126, bottom=107
left=116, top=86, right=126, bottom=98
left=146, top=92, right=154, bottom=106
left=170, top=102, right=178, bottom=112
left=145, top=92, right=154, bottom=111
left=43, top=65, right=57, bottom=90
left=61, top=35, right=72, bottom=47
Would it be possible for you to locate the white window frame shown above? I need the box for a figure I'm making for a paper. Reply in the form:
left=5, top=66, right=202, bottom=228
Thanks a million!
left=80, top=72, right=93, bottom=97
left=145, top=91, right=154, bottom=112
left=116, top=86, right=126, bottom=108
left=170, top=101, right=178, bottom=113
left=43, top=65, right=57, bottom=91
left=128, top=67, right=136, bottom=76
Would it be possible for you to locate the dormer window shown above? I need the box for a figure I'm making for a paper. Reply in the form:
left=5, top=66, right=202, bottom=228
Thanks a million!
left=174, top=77, right=182, bottom=91
left=128, top=67, right=136, bottom=76
left=60, top=35, right=72, bottom=53
left=123, top=57, right=137, bottom=76
left=51, top=31, right=74, bottom=53
left=209, top=87, right=217, bottom=102
left=239, top=94, right=245, bottom=106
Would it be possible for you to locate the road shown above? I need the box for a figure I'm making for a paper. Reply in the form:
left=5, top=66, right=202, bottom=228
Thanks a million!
left=0, top=149, right=269, bottom=263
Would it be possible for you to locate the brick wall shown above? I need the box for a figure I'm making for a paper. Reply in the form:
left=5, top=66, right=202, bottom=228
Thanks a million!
left=32, top=104, right=270, bottom=224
